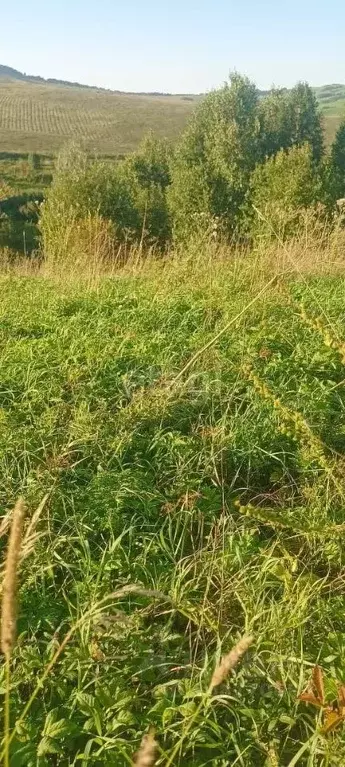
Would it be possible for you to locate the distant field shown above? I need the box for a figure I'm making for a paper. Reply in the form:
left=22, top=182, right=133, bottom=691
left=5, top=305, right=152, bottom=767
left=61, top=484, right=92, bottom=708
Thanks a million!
left=0, top=80, right=196, bottom=155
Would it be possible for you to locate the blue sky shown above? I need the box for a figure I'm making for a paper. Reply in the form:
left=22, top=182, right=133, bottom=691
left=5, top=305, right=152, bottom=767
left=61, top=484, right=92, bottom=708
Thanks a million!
left=2, top=0, right=345, bottom=92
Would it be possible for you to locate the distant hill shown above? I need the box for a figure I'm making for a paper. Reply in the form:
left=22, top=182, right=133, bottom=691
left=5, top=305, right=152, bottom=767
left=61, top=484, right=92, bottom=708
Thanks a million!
left=0, top=65, right=27, bottom=82
left=1, top=63, right=345, bottom=103
left=0, top=63, right=114, bottom=91
left=0, top=64, right=199, bottom=98
left=0, top=64, right=344, bottom=155
left=0, top=80, right=196, bottom=155
left=314, top=83, right=345, bottom=104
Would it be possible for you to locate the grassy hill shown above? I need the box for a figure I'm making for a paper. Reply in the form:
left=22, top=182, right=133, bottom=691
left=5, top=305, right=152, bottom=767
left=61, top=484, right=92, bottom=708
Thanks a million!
left=313, top=84, right=345, bottom=143
left=0, top=65, right=344, bottom=156
left=0, top=79, right=196, bottom=155
left=314, top=82, right=345, bottom=110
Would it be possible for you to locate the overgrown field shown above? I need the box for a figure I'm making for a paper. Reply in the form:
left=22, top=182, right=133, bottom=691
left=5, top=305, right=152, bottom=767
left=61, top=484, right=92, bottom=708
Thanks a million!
left=0, top=81, right=196, bottom=155
left=2, top=242, right=345, bottom=764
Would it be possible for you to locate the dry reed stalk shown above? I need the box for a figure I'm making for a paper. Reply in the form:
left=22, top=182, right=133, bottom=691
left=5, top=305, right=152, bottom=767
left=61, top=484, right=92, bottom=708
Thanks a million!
left=1, top=498, right=26, bottom=658
left=0, top=510, right=12, bottom=539
left=210, top=634, right=254, bottom=690
left=134, top=730, right=158, bottom=766
left=0, top=495, right=48, bottom=597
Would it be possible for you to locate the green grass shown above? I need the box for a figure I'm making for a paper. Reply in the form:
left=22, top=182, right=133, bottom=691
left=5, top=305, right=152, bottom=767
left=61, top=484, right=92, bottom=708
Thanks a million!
left=0, top=153, right=53, bottom=194
left=315, top=85, right=345, bottom=144
left=314, top=84, right=345, bottom=108
left=1, top=246, right=345, bottom=764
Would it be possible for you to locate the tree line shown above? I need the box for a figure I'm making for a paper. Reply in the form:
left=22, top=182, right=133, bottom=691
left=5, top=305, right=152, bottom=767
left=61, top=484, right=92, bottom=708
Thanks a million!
left=40, top=73, right=345, bottom=259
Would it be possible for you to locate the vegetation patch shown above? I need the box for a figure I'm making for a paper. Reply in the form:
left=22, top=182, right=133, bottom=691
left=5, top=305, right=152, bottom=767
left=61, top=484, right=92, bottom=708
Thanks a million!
left=0, top=247, right=345, bottom=763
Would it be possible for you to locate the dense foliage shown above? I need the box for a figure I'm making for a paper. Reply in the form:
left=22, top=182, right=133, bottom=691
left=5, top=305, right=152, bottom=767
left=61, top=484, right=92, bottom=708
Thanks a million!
left=249, top=143, right=322, bottom=239
left=39, top=73, right=345, bottom=259
left=330, top=119, right=345, bottom=200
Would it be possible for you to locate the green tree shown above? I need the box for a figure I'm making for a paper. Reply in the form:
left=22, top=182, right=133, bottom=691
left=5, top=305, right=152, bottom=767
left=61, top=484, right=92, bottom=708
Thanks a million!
left=259, top=83, right=324, bottom=163
left=258, top=88, right=293, bottom=158
left=288, top=82, right=324, bottom=162
left=330, top=119, right=345, bottom=200
left=249, top=143, right=322, bottom=240
left=121, top=132, right=172, bottom=244
left=168, top=73, right=261, bottom=243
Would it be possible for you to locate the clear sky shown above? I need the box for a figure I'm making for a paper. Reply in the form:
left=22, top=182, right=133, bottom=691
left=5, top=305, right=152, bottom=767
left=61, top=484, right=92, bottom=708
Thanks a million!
left=2, top=0, right=345, bottom=93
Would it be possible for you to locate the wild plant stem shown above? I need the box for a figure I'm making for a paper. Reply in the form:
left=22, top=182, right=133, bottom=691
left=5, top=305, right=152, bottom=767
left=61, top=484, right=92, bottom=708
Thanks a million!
left=164, top=691, right=211, bottom=767
left=4, top=653, right=11, bottom=767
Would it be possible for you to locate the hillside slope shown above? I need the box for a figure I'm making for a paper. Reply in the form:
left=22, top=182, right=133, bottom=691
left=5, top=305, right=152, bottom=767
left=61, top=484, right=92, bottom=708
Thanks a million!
left=0, top=65, right=344, bottom=155
left=0, top=79, right=196, bottom=155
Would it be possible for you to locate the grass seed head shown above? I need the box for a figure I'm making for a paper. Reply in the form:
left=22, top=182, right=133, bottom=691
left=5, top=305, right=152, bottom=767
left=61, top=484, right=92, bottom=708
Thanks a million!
left=134, top=729, right=158, bottom=766
left=211, top=634, right=254, bottom=690
left=1, top=498, right=26, bottom=657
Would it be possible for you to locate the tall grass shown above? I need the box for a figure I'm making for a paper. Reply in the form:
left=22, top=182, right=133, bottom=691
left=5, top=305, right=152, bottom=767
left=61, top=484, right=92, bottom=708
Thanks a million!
left=1, top=231, right=345, bottom=764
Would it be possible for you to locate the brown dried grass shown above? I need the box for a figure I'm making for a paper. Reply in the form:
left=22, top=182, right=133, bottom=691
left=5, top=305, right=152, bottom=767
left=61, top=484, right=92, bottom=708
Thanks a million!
left=1, top=498, right=26, bottom=657
left=210, top=635, right=254, bottom=690
left=133, top=729, right=158, bottom=766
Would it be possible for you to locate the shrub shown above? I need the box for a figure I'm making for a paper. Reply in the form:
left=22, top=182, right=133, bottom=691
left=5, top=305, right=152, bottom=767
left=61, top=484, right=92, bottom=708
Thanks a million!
left=249, top=143, right=323, bottom=240
left=40, top=145, right=139, bottom=263
left=169, top=76, right=324, bottom=246
left=40, top=76, right=327, bottom=259
left=120, top=132, right=172, bottom=245
left=40, top=138, right=172, bottom=264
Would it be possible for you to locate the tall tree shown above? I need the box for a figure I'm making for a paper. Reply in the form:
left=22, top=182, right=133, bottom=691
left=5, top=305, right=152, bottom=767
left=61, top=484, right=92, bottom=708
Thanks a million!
left=330, top=119, right=345, bottom=199
left=288, top=82, right=324, bottom=163
left=168, top=73, right=261, bottom=242
left=259, top=83, right=324, bottom=163
left=258, top=88, right=293, bottom=159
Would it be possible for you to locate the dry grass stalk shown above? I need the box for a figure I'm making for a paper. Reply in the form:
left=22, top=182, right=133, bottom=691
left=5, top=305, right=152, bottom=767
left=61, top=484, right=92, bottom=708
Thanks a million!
left=1, top=498, right=26, bottom=657
left=210, top=634, right=254, bottom=690
left=0, top=511, right=12, bottom=539
left=0, top=495, right=48, bottom=597
left=133, top=729, right=158, bottom=766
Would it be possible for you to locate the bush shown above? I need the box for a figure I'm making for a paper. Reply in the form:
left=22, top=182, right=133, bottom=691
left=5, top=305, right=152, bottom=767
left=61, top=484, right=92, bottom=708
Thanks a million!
left=40, top=139, right=172, bottom=264
left=249, top=143, right=323, bottom=240
left=169, top=76, right=324, bottom=246
left=120, top=132, right=172, bottom=245
left=40, top=75, right=327, bottom=260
